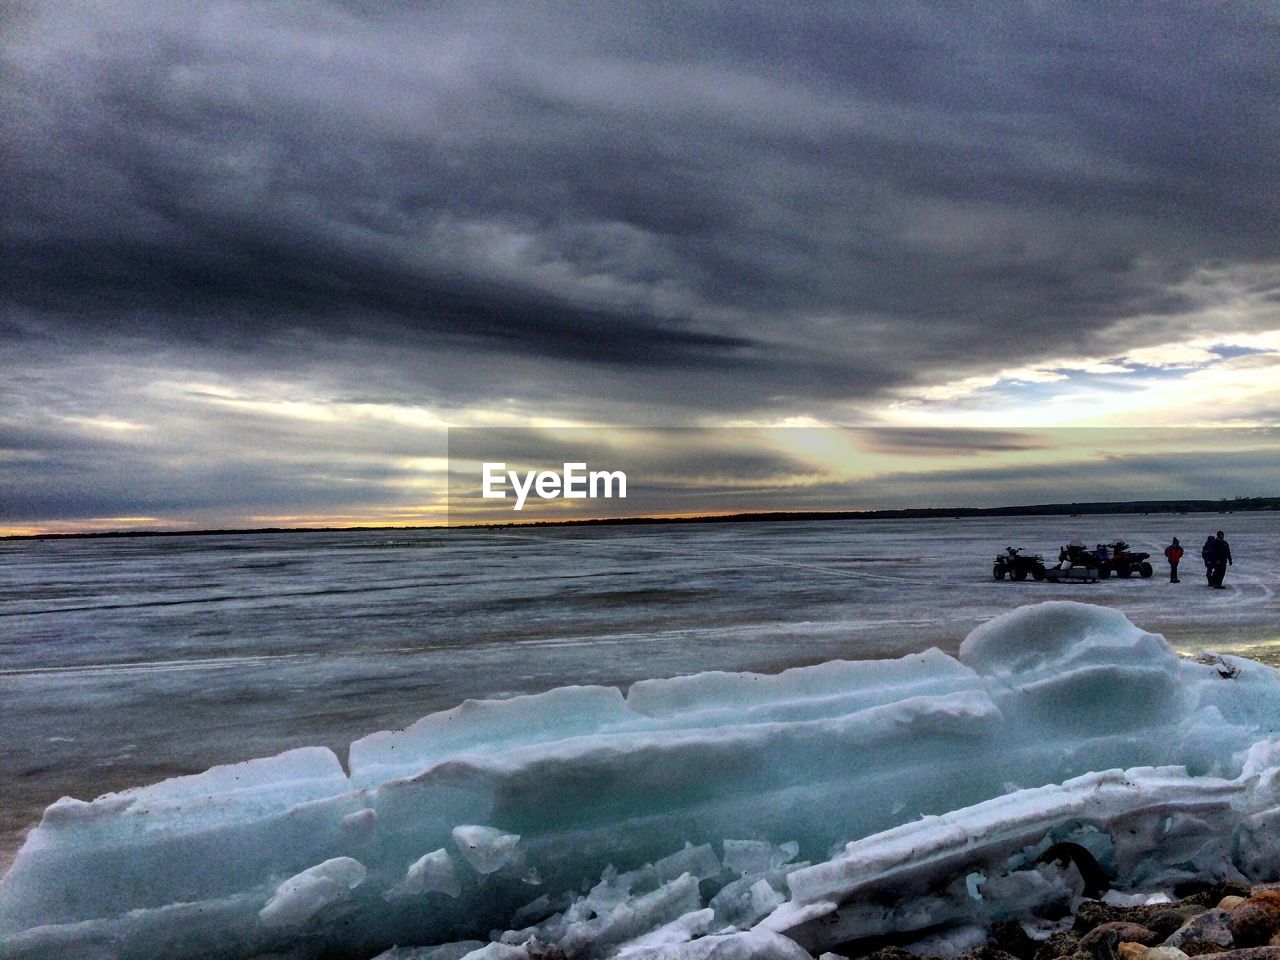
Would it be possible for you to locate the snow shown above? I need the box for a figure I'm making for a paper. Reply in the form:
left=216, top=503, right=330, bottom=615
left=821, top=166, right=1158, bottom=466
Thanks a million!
left=4, top=600, right=1280, bottom=960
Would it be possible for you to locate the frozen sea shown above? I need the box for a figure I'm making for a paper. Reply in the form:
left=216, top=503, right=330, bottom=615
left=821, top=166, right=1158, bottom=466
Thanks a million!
left=2, top=512, right=1277, bottom=869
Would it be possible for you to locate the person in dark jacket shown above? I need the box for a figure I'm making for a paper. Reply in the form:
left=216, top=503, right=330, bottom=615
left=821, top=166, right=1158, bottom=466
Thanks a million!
left=1202, top=535, right=1216, bottom=585
left=1164, top=537, right=1184, bottom=583
left=1208, top=531, right=1233, bottom=588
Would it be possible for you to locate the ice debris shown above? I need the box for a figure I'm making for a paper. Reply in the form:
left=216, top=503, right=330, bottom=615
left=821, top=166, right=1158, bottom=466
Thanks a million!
left=4, top=602, right=1280, bottom=960
left=453, top=825, right=522, bottom=874
left=386, top=849, right=462, bottom=900
left=259, top=856, right=366, bottom=929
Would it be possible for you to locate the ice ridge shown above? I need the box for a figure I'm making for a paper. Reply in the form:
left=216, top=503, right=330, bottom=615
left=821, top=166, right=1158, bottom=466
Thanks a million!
left=2, top=602, right=1280, bottom=960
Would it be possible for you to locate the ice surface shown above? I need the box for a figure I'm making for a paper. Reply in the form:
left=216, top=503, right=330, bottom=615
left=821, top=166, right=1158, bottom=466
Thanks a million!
left=4, top=601, right=1280, bottom=960
left=7, top=514, right=1279, bottom=873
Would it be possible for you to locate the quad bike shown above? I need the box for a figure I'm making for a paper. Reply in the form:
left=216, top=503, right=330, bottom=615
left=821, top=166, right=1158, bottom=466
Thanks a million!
left=1059, top=540, right=1153, bottom=579
left=1103, top=540, right=1154, bottom=578
left=993, top=547, right=1047, bottom=582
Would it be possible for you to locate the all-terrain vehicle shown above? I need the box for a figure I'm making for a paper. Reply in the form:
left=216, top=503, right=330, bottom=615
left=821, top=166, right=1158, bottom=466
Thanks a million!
left=993, top=546, right=1046, bottom=581
left=1102, top=540, right=1153, bottom=578
left=1058, top=540, right=1154, bottom=579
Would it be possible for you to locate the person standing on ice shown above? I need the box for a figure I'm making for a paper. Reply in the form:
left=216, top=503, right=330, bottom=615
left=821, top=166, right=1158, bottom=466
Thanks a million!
left=1208, top=531, right=1233, bottom=589
left=1202, top=535, right=1216, bottom=584
left=1163, top=537, right=1184, bottom=583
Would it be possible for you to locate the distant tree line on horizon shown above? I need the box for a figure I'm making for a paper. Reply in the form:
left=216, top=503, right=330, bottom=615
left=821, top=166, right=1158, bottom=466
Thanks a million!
left=4, top=496, right=1278, bottom=539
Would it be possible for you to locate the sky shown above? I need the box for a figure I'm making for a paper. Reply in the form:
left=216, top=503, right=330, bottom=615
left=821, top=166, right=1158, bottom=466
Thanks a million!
left=3, top=2, right=1279, bottom=532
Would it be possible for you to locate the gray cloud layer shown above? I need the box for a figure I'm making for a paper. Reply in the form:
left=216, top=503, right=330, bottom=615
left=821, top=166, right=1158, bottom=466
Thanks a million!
left=3, top=1, right=1279, bottom=523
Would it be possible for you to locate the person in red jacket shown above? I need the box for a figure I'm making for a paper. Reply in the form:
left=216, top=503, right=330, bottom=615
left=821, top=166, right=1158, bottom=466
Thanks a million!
left=1164, top=537, right=1184, bottom=583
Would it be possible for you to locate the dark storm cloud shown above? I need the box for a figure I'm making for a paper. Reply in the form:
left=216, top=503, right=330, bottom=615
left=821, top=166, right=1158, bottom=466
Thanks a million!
left=0, top=424, right=122, bottom=453
left=9, top=227, right=753, bottom=367
left=5, top=1, right=1278, bottom=395
left=853, top=428, right=1048, bottom=456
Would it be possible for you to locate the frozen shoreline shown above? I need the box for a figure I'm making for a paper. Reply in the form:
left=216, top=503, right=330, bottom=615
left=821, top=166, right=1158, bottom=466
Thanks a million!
left=5, top=601, right=1280, bottom=959
left=4, top=513, right=1278, bottom=881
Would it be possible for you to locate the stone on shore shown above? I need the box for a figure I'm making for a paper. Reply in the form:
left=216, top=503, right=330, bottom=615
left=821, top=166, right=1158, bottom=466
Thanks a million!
left=1078, top=923, right=1161, bottom=960
left=1232, top=894, right=1280, bottom=949
left=1148, top=909, right=1209, bottom=941
left=1163, top=909, right=1235, bottom=954
left=1176, top=949, right=1280, bottom=960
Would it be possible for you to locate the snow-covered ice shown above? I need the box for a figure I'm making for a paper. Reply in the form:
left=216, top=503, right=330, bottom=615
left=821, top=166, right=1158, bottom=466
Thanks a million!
left=4, top=600, right=1280, bottom=960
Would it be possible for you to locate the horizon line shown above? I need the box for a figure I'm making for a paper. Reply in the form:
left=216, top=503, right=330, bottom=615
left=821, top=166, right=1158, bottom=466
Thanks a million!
left=3, top=495, right=1276, bottom=542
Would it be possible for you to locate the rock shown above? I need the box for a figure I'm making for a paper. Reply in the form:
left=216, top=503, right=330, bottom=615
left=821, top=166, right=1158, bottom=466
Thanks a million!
left=1078, top=923, right=1161, bottom=960
left=1074, top=901, right=1199, bottom=936
left=1236, top=910, right=1276, bottom=948
left=1221, top=898, right=1247, bottom=912
left=1175, top=944, right=1234, bottom=958
left=1148, top=910, right=1210, bottom=941
left=1164, top=909, right=1234, bottom=953
left=1231, top=894, right=1280, bottom=948
left=1174, top=949, right=1280, bottom=960
left=1077, top=902, right=1142, bottom=934
left=1118, top=947, right=1189, bottom=960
